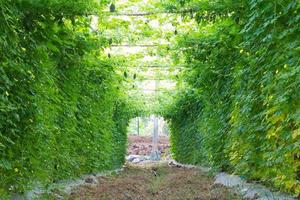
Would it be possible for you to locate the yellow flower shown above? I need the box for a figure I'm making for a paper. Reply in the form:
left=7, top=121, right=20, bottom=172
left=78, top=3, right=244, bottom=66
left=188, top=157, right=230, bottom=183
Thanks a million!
left=14, top=168, right=19, bottom=173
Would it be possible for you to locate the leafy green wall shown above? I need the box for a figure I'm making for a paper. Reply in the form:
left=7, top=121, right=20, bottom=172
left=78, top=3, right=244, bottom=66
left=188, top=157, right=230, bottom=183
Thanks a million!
left=164, top=0, right=300, bottom=195
left=0, top=0, right=134, bottom=197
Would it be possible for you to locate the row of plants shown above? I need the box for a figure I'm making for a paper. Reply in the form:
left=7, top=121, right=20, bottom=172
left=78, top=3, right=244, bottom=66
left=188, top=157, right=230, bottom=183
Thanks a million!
left=163, top=0, right=300, bottom=195
left=0, top=0, right=136, bottom=198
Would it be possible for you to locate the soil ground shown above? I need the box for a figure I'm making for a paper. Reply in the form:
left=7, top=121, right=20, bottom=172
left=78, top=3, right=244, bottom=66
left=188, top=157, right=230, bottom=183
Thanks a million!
left=68, top=162, right=240, bottom=200
left=67, top=136, right=240, bottom=200
left=127, top=135, right=170, bottom=157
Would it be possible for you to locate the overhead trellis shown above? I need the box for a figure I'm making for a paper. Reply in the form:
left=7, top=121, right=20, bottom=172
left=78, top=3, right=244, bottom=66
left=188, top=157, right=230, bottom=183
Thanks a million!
left=110, top=44, right=170, bottom=47
left=103, top=9, right=196, bottom=16
left=117, top=65, right=184, bottom=69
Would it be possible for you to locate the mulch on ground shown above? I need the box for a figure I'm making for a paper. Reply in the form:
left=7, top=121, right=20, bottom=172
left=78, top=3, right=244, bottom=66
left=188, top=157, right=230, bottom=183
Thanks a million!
left=69, top=162, right=241, bottom=200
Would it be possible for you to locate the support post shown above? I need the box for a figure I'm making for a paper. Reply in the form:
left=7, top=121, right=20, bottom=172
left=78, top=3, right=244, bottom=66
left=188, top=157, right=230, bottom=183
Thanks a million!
left=153, top=116, right=158, bottom=151
left=137, top=117, right=140, bottom=136
left=150, top=80, right=161, bottom=160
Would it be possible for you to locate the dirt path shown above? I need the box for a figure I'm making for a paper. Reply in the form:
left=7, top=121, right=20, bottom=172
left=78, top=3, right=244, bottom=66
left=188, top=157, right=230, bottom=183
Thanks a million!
left=68, top=162, right=240, bottom=200
left=37, top=136, right=292, bottom=200
left=127, top=135, right=170, bottom=157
